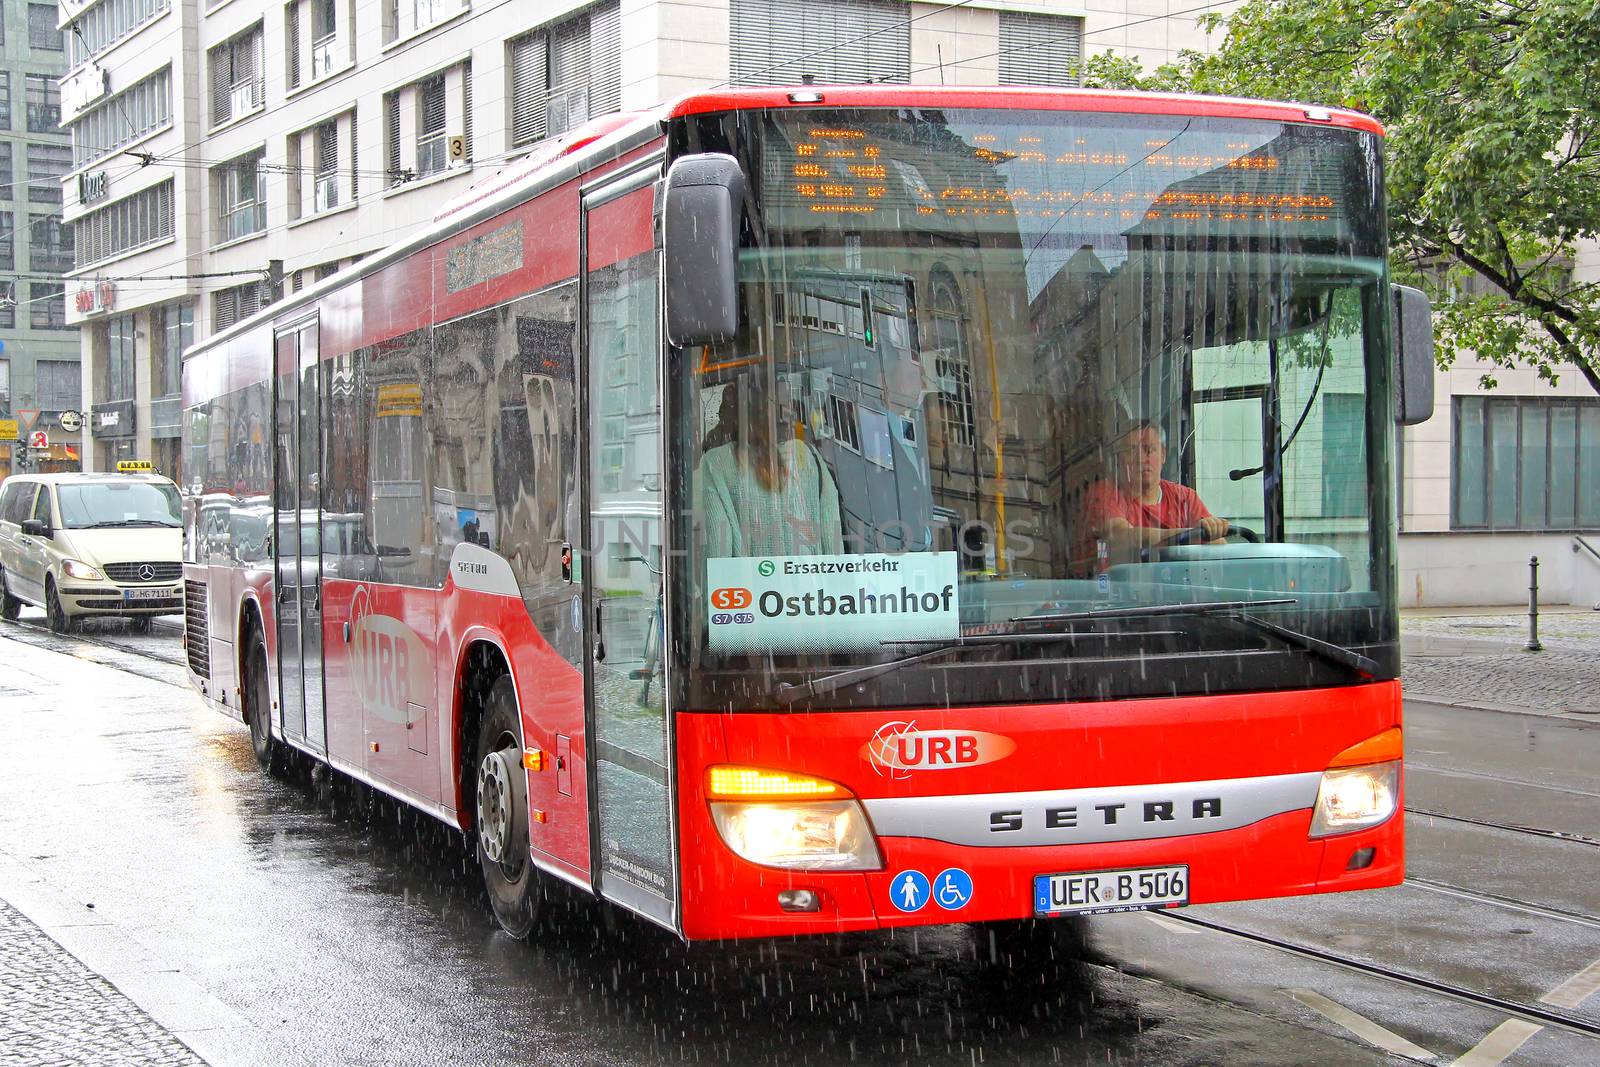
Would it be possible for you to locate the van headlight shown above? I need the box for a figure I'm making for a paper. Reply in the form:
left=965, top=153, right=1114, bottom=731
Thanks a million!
left=62, top=559, right=104, bottom=581
left=1309, top=728, right=1402, bottom=838
left=706, top=765, right=882, bottom=871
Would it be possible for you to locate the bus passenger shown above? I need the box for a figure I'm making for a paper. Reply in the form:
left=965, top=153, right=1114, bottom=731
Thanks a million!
left=696, top=380, right=844, bottom=558
left=1080, top=420, right=1229, bottom=568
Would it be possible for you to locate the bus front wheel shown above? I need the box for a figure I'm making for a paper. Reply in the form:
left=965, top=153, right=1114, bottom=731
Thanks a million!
left=474, top=675, right=540, bottom=939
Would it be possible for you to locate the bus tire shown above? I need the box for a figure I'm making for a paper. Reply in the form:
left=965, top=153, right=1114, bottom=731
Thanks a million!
left=474, top=675, right=539, bottom=939
left=244, top=640, right=288, bottom=776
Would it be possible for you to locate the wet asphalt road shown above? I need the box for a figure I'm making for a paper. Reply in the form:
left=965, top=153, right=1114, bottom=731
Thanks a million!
left=2, top=609, right=1598, bottom=1066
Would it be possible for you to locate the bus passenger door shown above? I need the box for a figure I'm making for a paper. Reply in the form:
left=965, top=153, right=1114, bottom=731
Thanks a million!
left=581, top=170, right=676, bottom=928
left=272, top=319, right=328, bottom=753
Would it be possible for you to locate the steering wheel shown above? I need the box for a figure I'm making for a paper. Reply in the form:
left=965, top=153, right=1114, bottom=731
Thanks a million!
left=1152, top=522, right=1262, bottom=550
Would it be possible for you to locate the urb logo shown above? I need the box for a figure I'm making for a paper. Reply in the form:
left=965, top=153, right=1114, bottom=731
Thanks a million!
left=348, top=585, right=430, bottom=727
left=757, top=560, right=775, bottom=577
left=863, top=721, right=1017, bottom=779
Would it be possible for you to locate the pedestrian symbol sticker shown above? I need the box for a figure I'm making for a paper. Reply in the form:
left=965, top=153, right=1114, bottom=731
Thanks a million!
left=933, top=868, right=973, bottom=911
left=891, top=870, right=930, bottom=912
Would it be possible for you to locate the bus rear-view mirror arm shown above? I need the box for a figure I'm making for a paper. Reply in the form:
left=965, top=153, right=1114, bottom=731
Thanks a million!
left=1392, top=284, right=1435, bottom=426
left=662, top=153, right=745, bottom=348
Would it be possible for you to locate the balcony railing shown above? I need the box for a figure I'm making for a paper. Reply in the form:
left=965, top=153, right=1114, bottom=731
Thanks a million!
left=311, top=33, right=337, bottom=78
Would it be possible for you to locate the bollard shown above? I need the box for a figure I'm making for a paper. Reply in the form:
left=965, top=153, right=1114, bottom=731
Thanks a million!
left=1527, top=555, right=1543, bottom=652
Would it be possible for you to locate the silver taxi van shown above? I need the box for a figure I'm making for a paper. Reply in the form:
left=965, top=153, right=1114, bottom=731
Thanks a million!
left=0, top=472, right=184, bottom=632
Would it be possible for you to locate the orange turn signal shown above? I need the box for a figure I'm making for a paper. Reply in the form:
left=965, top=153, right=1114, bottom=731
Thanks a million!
left=706, top=765, right=850, bottom=801
left=1327, top=727, right=1403, bottom=768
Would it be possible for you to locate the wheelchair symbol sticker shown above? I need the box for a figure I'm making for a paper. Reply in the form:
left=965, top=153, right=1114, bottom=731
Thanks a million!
left=933, top=868, right=973, bottom=911
left=890, top=870, right=931, bottom=912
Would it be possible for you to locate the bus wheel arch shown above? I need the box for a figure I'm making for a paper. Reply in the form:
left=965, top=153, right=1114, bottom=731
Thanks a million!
left=238, top=600, right=286, bottom=775
left=457, top=641, right=540, bottom=938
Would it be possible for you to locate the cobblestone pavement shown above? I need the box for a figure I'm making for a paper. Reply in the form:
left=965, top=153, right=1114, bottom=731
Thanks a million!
left=1401, top=607, right=1600, bottom=717
left=0, top=899, right=205, bottom=1067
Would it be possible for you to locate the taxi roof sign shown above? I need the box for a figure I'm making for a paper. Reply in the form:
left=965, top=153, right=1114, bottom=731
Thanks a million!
left=116, top=460, right=155, bottom=473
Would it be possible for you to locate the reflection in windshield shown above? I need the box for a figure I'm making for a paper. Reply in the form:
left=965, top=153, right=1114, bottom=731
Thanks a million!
left=671, top=108, right=1397, bottom=710
left=57, top=481, right=182, bottom=528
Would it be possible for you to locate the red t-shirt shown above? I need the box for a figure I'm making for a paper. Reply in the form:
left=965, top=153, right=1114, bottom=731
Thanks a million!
left=1075, top=480, right=1214, bottom=570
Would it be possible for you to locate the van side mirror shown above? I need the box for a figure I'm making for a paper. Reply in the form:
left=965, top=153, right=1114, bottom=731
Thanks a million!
left=661, top=153, right=744, bottom=348
left=1392, top=284, right=1436, bottom=426
left=21, top=518, right=51, bottom=539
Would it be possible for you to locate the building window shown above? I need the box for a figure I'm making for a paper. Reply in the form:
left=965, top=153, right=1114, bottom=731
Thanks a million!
left=213, top=281, right=269, bottom=332
left=387, top=64, right=470, bottom=185
left=71, top=179, right=176, bottom=267
left=0, top=73, right=11, bottom=131
left=729, top=0, right=908, bottom=85
left=1321, top=394, right=1369, bottom=517
left=28, top=4, right=64, bottom=50
left=66, top=0, right=171, bottom=67
left=311, top=0, right=339, bottom=78
left=27, top=143, right=69, bottom=204
left=214, top=150, right=265, bottom=243
left=29, top=213, right=73, bottom=272
left=997, top=12, right=1083, bottom=87
left=1454, top=396, right=1600, bottom=530
left=25, top=74, right=60, bottom=133
left=0, top=358, right=8, bottom=413
left=416, top=75, right=447, bottom=177
left=30, top=282, right=67, bottom=330
left=104, top=314, right=136, bottom=400
left=209, top=24, right=264, bottom=128
left=68, top=66, right=171, bottom=170
left=36, top=360, right=82, bottom=412
left=314, top=121, right=339, bottom=210
left=387, top=0, right=465, bottom=43
left=507, top=1, right=620, bottom=147
left=0, top=211, right=12, bottom=269
left=0, top=284, right=14, bottom=330
left=151, top=301, right=191, bottom=397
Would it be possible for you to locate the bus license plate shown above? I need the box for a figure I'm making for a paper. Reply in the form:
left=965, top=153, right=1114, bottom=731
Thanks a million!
left=1033, top=865, right=1188, bottom=916
left=123, top=588, right=169, bottom=602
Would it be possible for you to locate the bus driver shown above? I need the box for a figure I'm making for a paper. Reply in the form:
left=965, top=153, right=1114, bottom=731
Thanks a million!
left=696, top=377, right=844, bottom=558
left=1081, top=420, right=1230, bottom=568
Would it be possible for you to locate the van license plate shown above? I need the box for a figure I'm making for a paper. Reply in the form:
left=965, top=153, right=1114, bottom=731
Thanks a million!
left=124, top=588, right=169, bottom=602
left=1033, top=865, right=1188, bottom=916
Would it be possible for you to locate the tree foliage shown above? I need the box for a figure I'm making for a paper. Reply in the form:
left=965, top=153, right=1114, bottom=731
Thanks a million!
left=1080, top=0, right=1600, bottom=393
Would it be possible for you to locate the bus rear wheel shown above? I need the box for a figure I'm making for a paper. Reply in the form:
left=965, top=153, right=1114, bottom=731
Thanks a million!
left=475, top=675, right=539, bottom=939
left=245, top=642, right=287, bottom=775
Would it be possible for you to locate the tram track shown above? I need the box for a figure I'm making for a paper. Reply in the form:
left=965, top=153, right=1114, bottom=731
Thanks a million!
left=1158, top=911, right=1600, bottom=1042
left=1404, top=877, right=1600, bottom=931
left=0, top=617, right=186, bottom=678
left=1408, top=806, right=1600, bottom=848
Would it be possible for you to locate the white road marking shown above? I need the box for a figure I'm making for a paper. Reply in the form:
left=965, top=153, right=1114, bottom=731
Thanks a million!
left=1539, top=956, right=1600, bottom=1010
left=1144, top=913, right=1199, bottom=935
left=1449, top=1020, right=1543, bottom=1067
left=1282, top=988, right=1435, bottom=1060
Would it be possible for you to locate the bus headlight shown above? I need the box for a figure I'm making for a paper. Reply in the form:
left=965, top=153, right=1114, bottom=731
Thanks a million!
left=1310, top=762, right=1399, bottom=837
left=705, top=765, right=882, bottom=871
left=1309, top=727, right=1403, bottom=838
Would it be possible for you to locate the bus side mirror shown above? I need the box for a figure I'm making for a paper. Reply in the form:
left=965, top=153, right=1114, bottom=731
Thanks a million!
left=1392, top=284, right=1435, bottom=426
left=661, top=153, right=744, bottom=348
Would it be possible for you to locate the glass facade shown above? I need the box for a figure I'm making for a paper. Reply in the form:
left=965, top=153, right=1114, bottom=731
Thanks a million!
left=1453, top=396, right=1600, bottom=530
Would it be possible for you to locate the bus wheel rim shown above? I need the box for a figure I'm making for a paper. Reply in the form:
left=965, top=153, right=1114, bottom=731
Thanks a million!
left=476, top=748, right=516, bottom=865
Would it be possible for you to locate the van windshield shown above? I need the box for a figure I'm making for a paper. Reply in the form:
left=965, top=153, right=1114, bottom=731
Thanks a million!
left=57, top=482, right=182, bottom=529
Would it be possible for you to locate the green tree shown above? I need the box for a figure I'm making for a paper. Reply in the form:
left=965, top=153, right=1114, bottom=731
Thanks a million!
left=1080, top=0, right=1600, bottom=393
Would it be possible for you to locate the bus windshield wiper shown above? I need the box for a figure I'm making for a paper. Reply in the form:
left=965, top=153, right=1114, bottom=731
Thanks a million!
left=772, top=630, right=1182, bottom=705
left=1224, top=612, right=1379, bottom=678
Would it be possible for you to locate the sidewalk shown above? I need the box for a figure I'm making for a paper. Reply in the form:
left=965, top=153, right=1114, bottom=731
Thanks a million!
left=1401, top=605, right=1600, bottom=721
left=0, top=897, right=206, bottom=1067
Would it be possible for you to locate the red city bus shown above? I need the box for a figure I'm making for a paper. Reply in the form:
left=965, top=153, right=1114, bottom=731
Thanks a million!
left=181, top=86, right=1435, bottom=941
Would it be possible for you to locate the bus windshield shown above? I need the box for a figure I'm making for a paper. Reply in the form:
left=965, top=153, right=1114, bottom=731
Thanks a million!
left=669, top=106, right=1397, bottom=711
